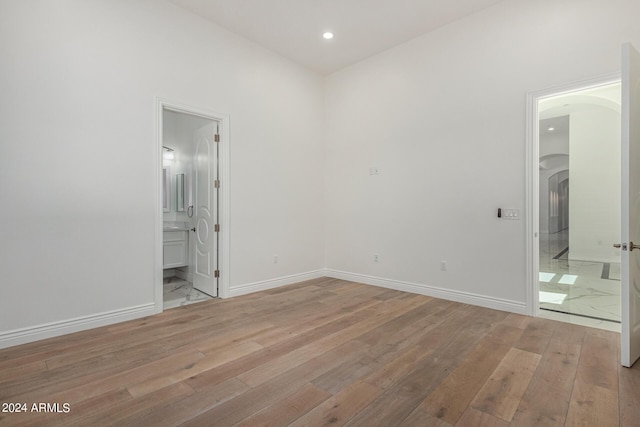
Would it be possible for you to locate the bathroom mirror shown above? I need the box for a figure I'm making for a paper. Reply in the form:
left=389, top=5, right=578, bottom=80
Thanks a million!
left=176, top=173, right=185, bottom=212
left=162, top=167, right=171, bottom=212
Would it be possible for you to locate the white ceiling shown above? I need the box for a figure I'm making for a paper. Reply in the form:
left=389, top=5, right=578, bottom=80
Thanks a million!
left=170, top=0, right=505, bottom=75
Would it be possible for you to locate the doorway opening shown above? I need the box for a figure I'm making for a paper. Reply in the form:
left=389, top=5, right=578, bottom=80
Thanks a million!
left=527, top=76, right=622, bottom=331
left=155, top=99, right=230, bottom=312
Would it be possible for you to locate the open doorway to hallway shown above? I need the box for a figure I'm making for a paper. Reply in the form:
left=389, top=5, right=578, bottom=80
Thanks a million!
left=537, top=81, right=622, bottom=331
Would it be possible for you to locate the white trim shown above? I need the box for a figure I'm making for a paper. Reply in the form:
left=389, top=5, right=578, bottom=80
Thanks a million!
left=325, top=269, right=526, bottom=314
left=218, top=114, right=231, bottom=299
left=154, top=100, right=163, bottom=314
left=525, top=90, right=540, bottom=317
left=155, top=98, right=231, bottom=306
left=0, top=304, right=156, bottom=349
left=228, top=270, right=326, bottom=298
left=525, top=73, right=621, bottom=317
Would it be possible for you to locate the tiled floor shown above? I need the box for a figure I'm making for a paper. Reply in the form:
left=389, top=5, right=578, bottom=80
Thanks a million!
left=163, top=277, right=212, bottom=310
left=539, top=230, right=621, bottom=332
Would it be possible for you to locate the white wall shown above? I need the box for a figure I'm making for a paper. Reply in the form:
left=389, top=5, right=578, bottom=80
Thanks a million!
left=0, top=0, right=324, bottom=344
left=539, top=127, right=570, bottom=234
left=540, top=168, right=569, bottom=235
left=569, top=107, right=621, bottom=262
left=324, top=0, right=640, bottom=309
left=539, top=132, right=570, bottom=160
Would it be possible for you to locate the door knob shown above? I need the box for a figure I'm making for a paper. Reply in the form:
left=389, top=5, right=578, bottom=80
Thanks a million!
left=613, top=242, right=640, bottom=251
left=190, top=227, right=196, bottom=232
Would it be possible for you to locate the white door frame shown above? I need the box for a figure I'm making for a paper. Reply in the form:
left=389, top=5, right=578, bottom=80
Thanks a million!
left=525, top=73, right=620, bottom=317
left=154, top=98, right=230, bottom=313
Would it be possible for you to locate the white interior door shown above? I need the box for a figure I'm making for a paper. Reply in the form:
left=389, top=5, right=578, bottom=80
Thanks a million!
left=621, top=42, right=640, bottom=368
left=193, top=123, right=218, bottom=297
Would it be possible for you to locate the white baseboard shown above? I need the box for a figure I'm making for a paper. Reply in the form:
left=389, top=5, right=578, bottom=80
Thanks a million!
left=0, top=303, right=156, bottom=349
left=324, top=269, right=527, bottom=315
left=2, top=269, right=526, bottom=349
left=228, top=270, right=325, bottom=298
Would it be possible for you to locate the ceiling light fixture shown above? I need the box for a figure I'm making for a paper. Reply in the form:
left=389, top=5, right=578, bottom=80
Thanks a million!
left=322, top=32, right=334, bottom=40
left=548, top=127, right=555, bottom=132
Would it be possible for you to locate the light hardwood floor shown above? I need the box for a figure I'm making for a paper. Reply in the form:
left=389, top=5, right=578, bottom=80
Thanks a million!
left=1, top=278, right=638, bottom=426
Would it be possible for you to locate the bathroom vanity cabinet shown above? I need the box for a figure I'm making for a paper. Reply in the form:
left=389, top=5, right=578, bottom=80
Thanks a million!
left=163, top=230, right=188, bottom=269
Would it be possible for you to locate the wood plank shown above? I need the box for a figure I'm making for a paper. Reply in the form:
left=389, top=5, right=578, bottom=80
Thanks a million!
left=233, top=383, right=331, bottom=427
left=289, top=380, right=383, bottom=427
left=509, top=323, right=585, bottom=426
left=455, top=407, right=510, bottom=427
left=399, top=406, right=453, bottom=427
left=68, top=382, right=195, bottom=426
left=184, top=302, right=387, bottom=391
left=421, top=323, right=524, bottom=424
left=346, top=305, right=504, bottom=426
left=565, top=382, right=618, bottom=427
left=575, top=329, right=619, bottom=390
left=311, top=351, right=380, bottom=395
left=126, top=341, right=263, bottom=397
left=504, top=312, right=534, bottom=329
left=470, top=347, right=541, bottom=422
left=358, top=298, right=458, bottom=363
left=564, top=328, right=620, bottom=427
left=182, top=340, right=372, bottom=427
left=513, top=317, right=557, bottom=355
left=236, top=297, right=429, bottom=387
left=360, top=302, right=469, bottom=391
left=117, top=378, right=248, bottom=427
left=4, top=348, right=204, bottom=405
left=619, top=362, right=640, bottom=427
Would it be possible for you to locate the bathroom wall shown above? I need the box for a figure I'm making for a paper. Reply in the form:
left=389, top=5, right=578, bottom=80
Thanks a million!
left=0, top=0, right=325, bottom=345
left=162, top=111, right=211, bottom=223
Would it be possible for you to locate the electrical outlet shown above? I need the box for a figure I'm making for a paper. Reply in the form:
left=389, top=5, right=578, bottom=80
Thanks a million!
left=274, top=255, right=278, bottom=264
left=374, top=254, right=379, bottom=263
left=440, top=261, right=447, bottom=271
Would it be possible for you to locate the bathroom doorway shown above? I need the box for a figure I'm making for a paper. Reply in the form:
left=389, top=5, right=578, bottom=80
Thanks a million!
left=155, top=99, right=230, bottom=311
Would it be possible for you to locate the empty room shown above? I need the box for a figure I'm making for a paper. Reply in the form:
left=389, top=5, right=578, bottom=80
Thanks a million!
left=1, top=0, right=640, bottom=425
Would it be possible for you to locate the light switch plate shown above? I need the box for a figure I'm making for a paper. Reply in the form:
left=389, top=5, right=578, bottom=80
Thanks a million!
left=502, top=209, right=520, bottom=220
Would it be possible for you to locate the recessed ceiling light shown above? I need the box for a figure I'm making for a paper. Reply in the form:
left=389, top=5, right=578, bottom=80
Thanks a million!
left=322, top=32, right=334, bottom=40
left=548, top=127, right=555, bottom=131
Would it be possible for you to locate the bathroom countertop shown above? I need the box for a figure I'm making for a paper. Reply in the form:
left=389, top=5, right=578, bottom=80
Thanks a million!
left=163, top=221, right=190, bottom=231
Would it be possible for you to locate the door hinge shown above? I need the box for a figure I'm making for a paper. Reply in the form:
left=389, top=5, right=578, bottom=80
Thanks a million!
left=214, top=134, right=220, bottom=143
left=214, top=270, right=220, bottom=278
left=214, top=224, right=220, bottom=232
left=214, top=179, right=220, bottom=188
